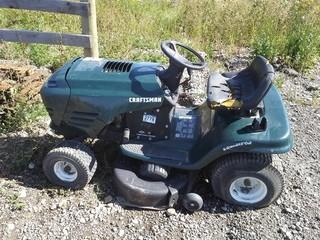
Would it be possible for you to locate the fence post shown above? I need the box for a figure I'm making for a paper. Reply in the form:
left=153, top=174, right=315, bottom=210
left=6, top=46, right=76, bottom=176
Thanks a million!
left=81, top=0, right=99, bottom=58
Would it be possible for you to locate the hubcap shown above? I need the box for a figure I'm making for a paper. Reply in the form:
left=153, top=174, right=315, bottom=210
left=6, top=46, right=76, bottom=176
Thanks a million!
left=229, top=176, right=267, bottom=204
left=54, top=161, right=78, bottom=182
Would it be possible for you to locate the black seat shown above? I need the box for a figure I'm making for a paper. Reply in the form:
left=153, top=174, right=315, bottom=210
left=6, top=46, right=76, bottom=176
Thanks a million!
left=207, top=56, right=274, bottom=110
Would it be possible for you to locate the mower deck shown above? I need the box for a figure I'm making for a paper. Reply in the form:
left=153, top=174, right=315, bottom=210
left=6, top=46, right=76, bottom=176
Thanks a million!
left=113, top=157, right=188, bottom=209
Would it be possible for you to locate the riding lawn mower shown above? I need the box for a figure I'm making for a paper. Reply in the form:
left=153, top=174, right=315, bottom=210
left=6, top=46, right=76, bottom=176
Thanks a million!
left=40, top=41, right=293, bottom=212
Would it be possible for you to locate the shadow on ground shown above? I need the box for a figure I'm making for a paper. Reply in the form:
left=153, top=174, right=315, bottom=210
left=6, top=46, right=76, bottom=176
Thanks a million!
left=0, top=134, right=252, bottom=214
left=0, top=134, right=61, bottom=188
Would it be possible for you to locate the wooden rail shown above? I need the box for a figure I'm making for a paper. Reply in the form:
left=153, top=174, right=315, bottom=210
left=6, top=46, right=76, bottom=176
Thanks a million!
left=0, top=0, right=99, bottom=58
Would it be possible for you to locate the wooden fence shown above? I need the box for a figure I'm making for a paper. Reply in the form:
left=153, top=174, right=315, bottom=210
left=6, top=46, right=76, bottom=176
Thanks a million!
left=0, top=0, right=99, bottom=58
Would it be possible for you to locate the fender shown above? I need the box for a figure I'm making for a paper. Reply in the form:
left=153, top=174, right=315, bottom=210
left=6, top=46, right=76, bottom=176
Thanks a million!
left=40, top=58, right=79, bottom=126
left=188, top=85, right=293, bottom=169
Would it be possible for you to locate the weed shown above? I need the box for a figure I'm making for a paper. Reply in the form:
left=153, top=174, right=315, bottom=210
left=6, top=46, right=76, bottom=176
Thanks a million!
left=0, top=187, right=26, bottom=211
left=274, top=76, right=285, bottom=90
left=7, top=193, right=26, bottom=211
left=0, top=102, right=48, bottom=134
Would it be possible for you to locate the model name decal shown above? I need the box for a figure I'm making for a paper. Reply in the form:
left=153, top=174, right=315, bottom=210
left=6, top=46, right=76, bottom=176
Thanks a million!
left=223, top=141, right=252, bottom=151
left=129, top=97, right=162, bottom=103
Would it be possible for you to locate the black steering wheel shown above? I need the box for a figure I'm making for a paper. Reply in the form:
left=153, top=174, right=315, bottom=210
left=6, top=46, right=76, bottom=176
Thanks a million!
left=160, top=40, right=206, bottom=70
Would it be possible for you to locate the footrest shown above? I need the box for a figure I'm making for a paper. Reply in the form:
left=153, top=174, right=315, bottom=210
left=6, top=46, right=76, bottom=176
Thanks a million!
left=120, top=141, right=189, bottom=162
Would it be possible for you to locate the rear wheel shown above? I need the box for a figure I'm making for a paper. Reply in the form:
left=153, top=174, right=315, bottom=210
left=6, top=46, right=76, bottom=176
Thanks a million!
left=43, top=140, right=97, bottom=189
left=210, top=153, right=283, bottom=208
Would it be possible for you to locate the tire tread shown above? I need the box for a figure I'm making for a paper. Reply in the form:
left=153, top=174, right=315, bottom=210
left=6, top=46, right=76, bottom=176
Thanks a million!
left=211, top=153, right=283, bottom=208
left=43, top=140, right=97, bottom=189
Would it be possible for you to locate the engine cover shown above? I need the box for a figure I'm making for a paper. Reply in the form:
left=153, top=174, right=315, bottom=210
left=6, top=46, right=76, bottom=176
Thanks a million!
left=41, top=57, right=166, bottom=138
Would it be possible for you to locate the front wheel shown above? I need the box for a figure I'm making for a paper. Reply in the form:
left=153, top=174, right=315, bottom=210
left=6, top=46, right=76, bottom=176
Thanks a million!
left=210, top=153, right=283, bottom=208
left=43, top=140, right=97, bottom=189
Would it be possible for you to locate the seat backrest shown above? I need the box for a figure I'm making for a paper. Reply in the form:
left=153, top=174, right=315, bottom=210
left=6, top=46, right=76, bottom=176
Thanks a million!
left=242, top=56, right=274, bottom=110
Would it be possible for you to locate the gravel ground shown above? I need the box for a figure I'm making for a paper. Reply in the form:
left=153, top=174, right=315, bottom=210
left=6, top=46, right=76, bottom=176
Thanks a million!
left=0, top=53, right=319, bottom=240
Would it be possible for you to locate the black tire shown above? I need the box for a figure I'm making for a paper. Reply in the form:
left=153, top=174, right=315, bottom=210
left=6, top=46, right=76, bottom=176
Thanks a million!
left=210, top=153, right=283, bottom=208
left=43, top=140, right=97, bottom=189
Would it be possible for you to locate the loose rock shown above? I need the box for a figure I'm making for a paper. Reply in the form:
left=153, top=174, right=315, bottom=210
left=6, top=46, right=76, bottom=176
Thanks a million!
left=166, top=208, right=176, bottom=217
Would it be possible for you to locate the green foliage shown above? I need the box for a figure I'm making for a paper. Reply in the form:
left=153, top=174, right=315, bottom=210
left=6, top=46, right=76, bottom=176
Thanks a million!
left=0, top=0, right=320, bottom=70
left=253, top=34, right=281, bottom=60
left=0, top=102, right=48, bottom=134
left=251, top=0, right=320, bottom=70
left=0, top=187, right=26, bottom=211
left=284, top=1, right=320, bottom=70
left=7, top=193, right=26, bottom=211
left=274, top=76, right=285, bottom=90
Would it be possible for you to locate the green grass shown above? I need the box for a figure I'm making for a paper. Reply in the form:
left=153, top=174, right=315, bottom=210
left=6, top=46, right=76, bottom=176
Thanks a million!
left=0, top=102, right=48, bottom=134
left=0, top=0, right=319, bottom=71
left=274, top=75, right=285, bottom=90
left=7, top=193, right=26, bottom=211
left=0, top=187, right=26, bottom=211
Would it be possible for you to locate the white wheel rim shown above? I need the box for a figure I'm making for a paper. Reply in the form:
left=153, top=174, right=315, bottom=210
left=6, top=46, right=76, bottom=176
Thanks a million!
left=53, top=161, right=78, bottom=182
left=229, top=177, right=267, bottom=204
